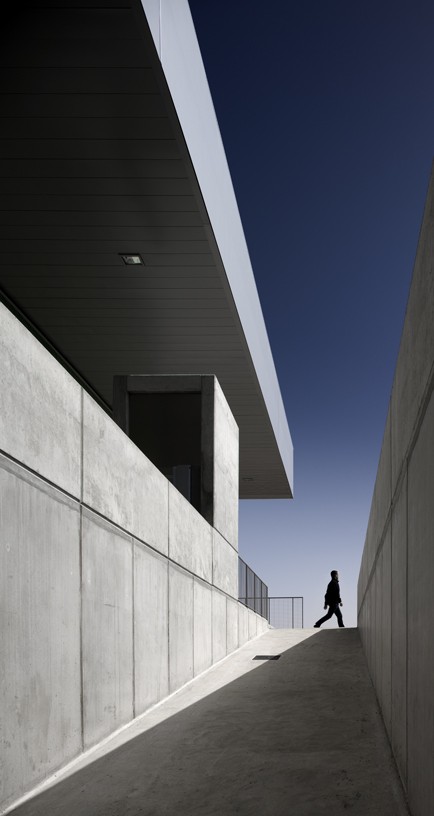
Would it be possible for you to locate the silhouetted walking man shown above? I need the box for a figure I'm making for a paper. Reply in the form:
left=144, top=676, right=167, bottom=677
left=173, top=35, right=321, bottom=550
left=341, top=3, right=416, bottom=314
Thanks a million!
left=314, top=570, right=344, bottom=628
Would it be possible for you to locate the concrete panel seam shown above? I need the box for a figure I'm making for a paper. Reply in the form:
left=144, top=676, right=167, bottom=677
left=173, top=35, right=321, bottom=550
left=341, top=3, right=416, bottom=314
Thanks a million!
left=359, top=388, right=429, bottom=617
left=405, top=459, right=409, bottom=785
left=215, top=528, right=239, bottom=552
left=0, top=447, right=235, bottom=599
left=4, top=618, right=272, bottom=816
left=359, top=457, right=407, bottom=616
left=132, top=537, right=136, bottom=720
left=405, top=353, right=434, bottom=464
left=167, top=545, right=170, bottom=698
left=210, top=582, right=214, bottom=663
left=0, top=289, right=110, bottom=416
left=80, top=388, right=84, bottom=504
left=0, top=449, right=80, bottom=509
left=192, top=565, right=195, bottom=679
left=225, top=596, right=228, bottom=655
left=358, top=506, right=392, bottom=614
left=80, top=501, right=164, bottom=556
left=359, top=355, right=434, bottom=616
left=81, top=505, right=133, bottom=543
left=79, top=505, right=85, bottom=753
left=133, top=537, right=168, bottom=564
left=82, top=500, right=237, bottom=601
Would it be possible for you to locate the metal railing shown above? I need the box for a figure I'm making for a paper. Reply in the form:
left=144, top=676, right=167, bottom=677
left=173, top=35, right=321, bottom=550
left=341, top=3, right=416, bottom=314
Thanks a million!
left=238, top=557, right=269, bottom=618
left=268, top=596, right=304, bottom=629
left=238, top=557, right=303, bottom=628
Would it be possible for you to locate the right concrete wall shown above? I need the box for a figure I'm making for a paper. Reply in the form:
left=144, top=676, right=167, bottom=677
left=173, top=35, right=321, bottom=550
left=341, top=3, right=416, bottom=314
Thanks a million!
left=358, top=167, right=434, bottom=816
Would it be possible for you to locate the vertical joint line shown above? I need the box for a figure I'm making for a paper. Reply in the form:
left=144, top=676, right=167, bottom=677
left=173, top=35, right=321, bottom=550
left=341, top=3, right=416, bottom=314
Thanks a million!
left=132, top=537, right=136, bottom=719
left=79, top=387, right=84, bottom=750
left=405, top=459, right=409, bottom=785
left=80, top=388, right=84, bottom=505
left=79, top=505, right=84, bottom=752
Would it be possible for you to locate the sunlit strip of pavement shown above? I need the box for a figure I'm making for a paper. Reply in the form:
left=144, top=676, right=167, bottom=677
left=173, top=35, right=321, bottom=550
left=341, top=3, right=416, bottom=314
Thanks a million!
left=6, top=628, right=409, bottom=816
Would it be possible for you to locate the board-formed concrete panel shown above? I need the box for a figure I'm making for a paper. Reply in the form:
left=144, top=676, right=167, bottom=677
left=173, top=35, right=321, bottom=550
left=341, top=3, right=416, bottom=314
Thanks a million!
left=248, top=608, right=258, bottom=640
left=238, top=602, right=249, bottom=647
left=81, top=510, right=134, bottom=749
left=212, top=528, right=238, bottom=599
left=133, top=541, right=169, bottom=714
left=256, top=614, right=269, bottom=636
left=82, top=394, right=169, bottom=555
left=379, top=527, right=392, bottom=738
left=212, top=380, right=239, bottom=548
left=169, top=563, right=194, bottom=692
left=193, top=577, right=212, bottom=676
left=0, top=302, right=81, bottom=497
left=407, top=390, right=434, bottom=816
left=391, top=173, right=434, bottom=489
left=0, top=457, right=81, bottom=811
left=391, top=470, right=408, bottom=786
left=212, top=588, right=227, bottom=663
left=226, top=597, right=239, bottom=654
left=364, top=411, right=392, bottom=594
left=168, top=484, right=212, bottom=582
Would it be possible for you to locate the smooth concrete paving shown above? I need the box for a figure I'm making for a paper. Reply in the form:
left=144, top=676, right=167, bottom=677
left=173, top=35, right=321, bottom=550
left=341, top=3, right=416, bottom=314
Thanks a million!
left=5, top=628, right=410, bottom=816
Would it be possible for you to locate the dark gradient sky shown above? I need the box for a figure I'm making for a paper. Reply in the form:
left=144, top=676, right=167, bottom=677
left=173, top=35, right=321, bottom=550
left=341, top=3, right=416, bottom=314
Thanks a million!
left=188, top=0, right=434, bottom=627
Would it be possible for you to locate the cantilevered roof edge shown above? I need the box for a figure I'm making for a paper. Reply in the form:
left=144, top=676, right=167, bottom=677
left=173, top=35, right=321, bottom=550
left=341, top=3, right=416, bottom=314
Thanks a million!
left=139, top=0, right=294, bottom=496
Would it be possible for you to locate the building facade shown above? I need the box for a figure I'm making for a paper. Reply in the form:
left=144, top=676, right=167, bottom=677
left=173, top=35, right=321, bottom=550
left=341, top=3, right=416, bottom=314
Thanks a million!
left=0, top=1, right=293, bottom=811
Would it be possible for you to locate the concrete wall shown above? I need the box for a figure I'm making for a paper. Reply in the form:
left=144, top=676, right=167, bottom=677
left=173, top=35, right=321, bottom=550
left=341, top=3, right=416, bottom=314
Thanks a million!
left=0, top=301, right=268, bottom=812
left=358, top=169, right=434, bottom=816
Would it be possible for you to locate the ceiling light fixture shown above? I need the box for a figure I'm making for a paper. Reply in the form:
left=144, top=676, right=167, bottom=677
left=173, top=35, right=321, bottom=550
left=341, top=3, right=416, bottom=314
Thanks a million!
left=120, top=253, right=144, bottom=265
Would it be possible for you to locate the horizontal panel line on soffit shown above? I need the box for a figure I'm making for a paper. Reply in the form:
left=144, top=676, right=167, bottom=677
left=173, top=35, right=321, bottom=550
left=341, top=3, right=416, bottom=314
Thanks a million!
left=4, top=281, right=223, bottom=290
left=0, top=115, right=175, bottom=120
left=0, top=204, right=201, bottom=212
left=21, top=313, right=232, bottom=322
left=53, top=343, right=241, bottom=352
left=0, top=192, right=197, bottom=197
left=75, top=354, right=247, bottom=363
left=3, top=272, right=218, bottom=281
left=0, top=240, right=211, bottom=247
left=12, top=295, right=228, bottom=304
left=3, top=277, right=220, bottom=284
left=60, top=352, right=247, bottom=359
left=40, top=321, right=236, bottom=329
left=0, top=230, right=207, bottom=239
left=0, top=215, right=205, bottom=226
left=0, top=172, right=190, bottom=181
left=1, top=259, right=216, bottom=267
left=0, top=247, right=213, bottom=257
left=0, top=93, right=171, bottom=97
left=0, top=185, right=195, bottom=195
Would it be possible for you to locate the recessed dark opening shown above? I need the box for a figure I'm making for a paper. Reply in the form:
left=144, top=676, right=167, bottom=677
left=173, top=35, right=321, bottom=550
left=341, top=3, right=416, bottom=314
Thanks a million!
left=128, top=392, right=201, bottom=510
left=253, top=655, right=281, bottom=661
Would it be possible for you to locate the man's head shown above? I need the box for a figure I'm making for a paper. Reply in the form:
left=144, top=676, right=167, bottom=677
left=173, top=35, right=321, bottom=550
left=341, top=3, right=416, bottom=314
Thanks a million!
left=331, top=570, right=339, bottom=580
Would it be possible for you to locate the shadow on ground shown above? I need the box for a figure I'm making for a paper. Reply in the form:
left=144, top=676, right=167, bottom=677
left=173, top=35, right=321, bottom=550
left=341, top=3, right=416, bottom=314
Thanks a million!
left=9, top=629, right=408, bottom=816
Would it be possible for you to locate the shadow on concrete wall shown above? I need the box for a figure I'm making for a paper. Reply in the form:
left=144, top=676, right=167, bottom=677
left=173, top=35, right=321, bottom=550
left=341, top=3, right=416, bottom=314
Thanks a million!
left=8, top=630, right=409, bottom=816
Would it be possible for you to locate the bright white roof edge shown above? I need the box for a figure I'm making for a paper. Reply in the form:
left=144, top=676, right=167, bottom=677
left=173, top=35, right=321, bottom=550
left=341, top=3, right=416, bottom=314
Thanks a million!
left=140, top=0, right=294, bottom=495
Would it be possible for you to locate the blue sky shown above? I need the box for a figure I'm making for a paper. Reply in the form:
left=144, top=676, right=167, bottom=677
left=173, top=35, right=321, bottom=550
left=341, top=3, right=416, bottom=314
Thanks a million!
left=188, top=0, right=434, bottom=627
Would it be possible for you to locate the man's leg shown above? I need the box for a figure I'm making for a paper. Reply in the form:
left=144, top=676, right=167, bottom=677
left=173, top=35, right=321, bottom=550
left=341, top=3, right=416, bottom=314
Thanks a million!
left=314, top=606, right=333, bottom=627
left=334, top=605, right=345, bottom=627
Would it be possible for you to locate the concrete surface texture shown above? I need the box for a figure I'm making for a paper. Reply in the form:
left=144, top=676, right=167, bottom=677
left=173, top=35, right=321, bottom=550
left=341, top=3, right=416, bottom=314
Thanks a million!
left=0, top=302, right=267, bottom=811
left=358, top=167, right=434, bottom=816
left=4, top=629, right=409, bottom=816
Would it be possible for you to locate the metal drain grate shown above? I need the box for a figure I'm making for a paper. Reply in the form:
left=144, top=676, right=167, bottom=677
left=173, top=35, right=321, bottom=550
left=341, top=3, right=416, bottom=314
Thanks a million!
left=253, top=654, right=281, bottom=661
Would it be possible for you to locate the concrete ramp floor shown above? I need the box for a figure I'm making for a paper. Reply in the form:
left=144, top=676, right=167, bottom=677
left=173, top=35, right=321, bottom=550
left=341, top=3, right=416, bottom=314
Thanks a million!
left=6, top=628, right=409, bottom=816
